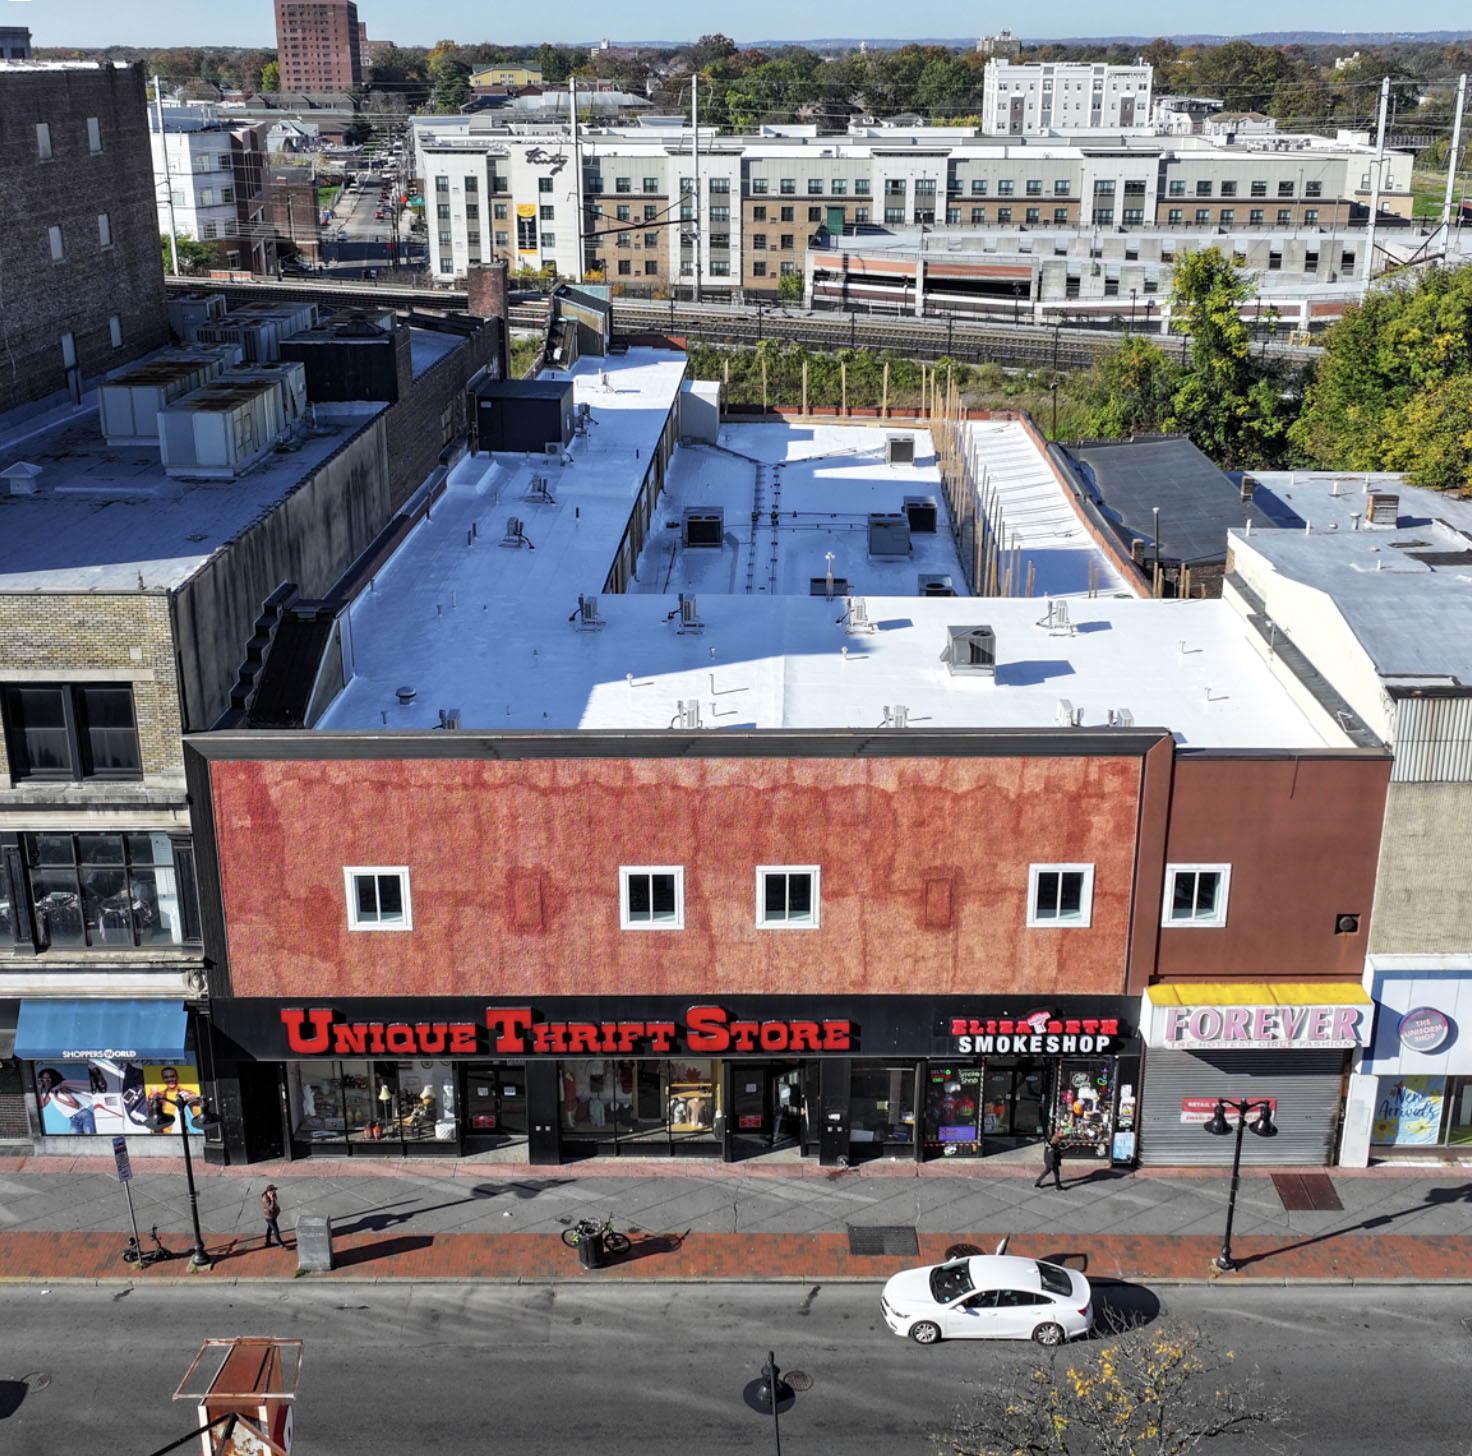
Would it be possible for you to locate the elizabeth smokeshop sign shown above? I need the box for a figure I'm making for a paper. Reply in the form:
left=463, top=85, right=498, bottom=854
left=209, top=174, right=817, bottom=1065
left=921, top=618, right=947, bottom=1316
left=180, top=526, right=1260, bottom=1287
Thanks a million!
left=213, top=996, right=1138, bottom=1061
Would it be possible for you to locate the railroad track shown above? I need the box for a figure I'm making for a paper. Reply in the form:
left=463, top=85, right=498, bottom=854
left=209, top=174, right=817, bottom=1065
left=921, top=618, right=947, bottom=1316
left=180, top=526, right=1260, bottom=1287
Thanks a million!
left=164, top=276, right=1317, bottom=370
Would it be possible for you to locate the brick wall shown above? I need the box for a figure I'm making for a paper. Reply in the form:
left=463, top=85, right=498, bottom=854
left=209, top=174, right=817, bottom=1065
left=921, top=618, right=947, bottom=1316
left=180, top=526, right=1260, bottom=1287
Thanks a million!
left=0, top=65, right=168, bottom=414
left=384, top=320, right=502, bottom=511
left=0, top=591, right=183, bottom=782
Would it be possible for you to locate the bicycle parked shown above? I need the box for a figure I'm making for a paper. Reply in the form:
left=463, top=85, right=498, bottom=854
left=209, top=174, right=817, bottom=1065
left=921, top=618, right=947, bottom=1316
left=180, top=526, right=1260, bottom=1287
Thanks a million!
left=560, top=1214, right=631, bottom=1257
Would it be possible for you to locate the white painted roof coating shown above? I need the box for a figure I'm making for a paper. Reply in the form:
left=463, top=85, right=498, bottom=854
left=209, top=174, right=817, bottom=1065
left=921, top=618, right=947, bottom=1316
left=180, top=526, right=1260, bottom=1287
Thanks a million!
left=319, top=350, right=1338, bottom=748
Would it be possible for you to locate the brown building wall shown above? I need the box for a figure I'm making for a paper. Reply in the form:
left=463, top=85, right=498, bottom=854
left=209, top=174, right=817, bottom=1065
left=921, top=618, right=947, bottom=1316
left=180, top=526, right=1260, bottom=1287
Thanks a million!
left=207, top=752, right=1148, bottom=999
left=274, top=0, right=362, bottom=93
left=1155, top=752, right=1390, bottom=984
left=0, top=64, right=168, bottom=414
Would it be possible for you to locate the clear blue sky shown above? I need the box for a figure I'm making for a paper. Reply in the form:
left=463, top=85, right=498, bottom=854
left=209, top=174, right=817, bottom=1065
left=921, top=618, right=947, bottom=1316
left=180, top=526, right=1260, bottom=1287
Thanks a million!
left=16, top=0, right=1472, bottom=48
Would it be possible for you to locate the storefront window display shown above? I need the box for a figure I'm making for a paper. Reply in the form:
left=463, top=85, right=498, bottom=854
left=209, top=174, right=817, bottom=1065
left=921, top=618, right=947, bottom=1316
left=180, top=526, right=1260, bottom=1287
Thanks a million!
left=1373, top=1076, right=1448, bottom=1146
left=558, top=1059, right=722, bottom=1149
left=287, top=1060, right=458, bottom=1150
left=923, top=1065, right=983, bottom=1156
left=34, top=1059, right=201, bottom=1136
left=850, top=1064, right=917, bottom=1154
left=1053, top=1059, right=1116, bottom=1156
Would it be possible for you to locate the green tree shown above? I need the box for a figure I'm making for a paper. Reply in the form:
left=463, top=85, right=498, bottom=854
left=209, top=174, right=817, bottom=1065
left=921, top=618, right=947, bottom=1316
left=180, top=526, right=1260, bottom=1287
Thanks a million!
left=161, top=231, right=223, bottom=275
left=1165, top=245, right=1294, bottom=467
left=1291, top=264, right=1472, bottom=487
left=1075, top=335, right=1183, bottom=437
left=777, top=270, right=804, bottom=302
left=430, top=52, right=471, bottom=111
left=537, top=43, right=572, bottom=83
left=260, top=59, right=280, bottom=92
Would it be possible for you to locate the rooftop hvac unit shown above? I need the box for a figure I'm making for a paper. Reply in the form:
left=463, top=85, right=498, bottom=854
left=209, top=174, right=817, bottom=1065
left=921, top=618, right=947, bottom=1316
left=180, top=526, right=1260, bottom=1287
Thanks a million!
left=438, top=707, right=462, bottom=729
left=223, top=362, right=308, bottom=426
left=844, top=597, right=875, bottom=634
left=882, top=704, right=910, bottom=728
left=97, top=348, right=240, bottom=445
left=868, top=512, right=912, bottom=558
left=157, top=375, right=287, bottom=480
left=904, top=495, right=938, bottom=533
left=573, top=593, right=604, bottom=631
left=500, top=516, right=532, bottom=548
left=942, top=625, right=996, bottom=675
left=165, top=292, right=227, bottom=337
left=885, top=434, right=915, bottom=465
left=682, top=508, right=724, bottom=547
left=546, top=441, right=566, bottom=460
left=1107, top=707, right=1134, bottom=727
left=676, top=593, right=703, bottom=634
left=1366, top=491, right=1400, bottom=525
left=918, top=574, right=955, bottom=597
left=526, top=474, right=556, bottom=503
left=674, top=699, right=704, bottom=729
left=1036, top=599, right=1076, bottom=636
left=1056, top=697, right=1083, bottom=727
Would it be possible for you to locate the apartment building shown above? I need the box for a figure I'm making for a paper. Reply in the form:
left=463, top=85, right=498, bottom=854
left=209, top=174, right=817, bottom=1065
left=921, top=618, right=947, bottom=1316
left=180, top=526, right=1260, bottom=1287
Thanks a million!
left=982, top=59, right=1153, bottom=135
left=273, top=0, right=362, bottom=94
left=413, top=118, right=1409, bottom=300
left=151, top=105, right=276, bottom=276
left=0, top=63, right=168, bottom=414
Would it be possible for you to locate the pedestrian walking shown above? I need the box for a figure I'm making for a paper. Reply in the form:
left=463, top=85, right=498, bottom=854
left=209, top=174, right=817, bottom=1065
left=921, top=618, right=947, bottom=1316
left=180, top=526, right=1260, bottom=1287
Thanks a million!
left=261, top=1184, right=286, bottom=1247
left=1033, top=1132, right=1065, bottom=1191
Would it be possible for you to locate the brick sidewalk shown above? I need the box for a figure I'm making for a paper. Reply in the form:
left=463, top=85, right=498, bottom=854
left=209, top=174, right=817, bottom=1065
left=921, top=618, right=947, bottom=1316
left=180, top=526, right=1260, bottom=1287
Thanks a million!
left=2, top=1229, right=1470, bottom=1287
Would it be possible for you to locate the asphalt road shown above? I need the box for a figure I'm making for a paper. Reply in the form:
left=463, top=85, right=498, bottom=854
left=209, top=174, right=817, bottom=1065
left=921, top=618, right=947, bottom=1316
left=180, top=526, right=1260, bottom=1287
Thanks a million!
left=0, top=1282, right=1466, bottom=1454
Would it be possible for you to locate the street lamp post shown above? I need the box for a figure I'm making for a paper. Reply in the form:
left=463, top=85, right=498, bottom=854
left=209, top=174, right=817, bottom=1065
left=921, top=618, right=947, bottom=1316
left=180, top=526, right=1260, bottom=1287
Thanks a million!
left=1204, top=1097, right=1277, bottom=1272
left=147, top=1092, right=216, bottom=1269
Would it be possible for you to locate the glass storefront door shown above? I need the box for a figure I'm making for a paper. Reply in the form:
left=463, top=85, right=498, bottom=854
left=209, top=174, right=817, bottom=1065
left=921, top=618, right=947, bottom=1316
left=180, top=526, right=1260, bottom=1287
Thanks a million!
left=849, top=1063, right=918, bottom=1159
left=464, top=1064, right=528, bottom=1148
left=981, top=1060, right=1050, bottom=1143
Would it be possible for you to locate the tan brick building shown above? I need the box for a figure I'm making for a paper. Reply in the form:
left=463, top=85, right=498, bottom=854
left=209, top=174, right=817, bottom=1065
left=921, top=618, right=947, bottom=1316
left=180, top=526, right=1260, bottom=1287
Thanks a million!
left=273, top=0, right=362, bottom=94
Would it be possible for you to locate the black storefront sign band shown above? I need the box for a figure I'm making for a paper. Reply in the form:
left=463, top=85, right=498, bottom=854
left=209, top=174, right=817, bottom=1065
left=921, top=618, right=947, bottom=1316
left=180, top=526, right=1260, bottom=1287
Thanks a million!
left=210, top=995, right=1136, bottom=1062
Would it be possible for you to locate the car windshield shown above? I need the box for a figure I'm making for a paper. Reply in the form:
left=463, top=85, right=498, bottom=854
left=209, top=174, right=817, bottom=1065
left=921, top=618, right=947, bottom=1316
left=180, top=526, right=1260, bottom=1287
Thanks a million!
left=1036, top=1261, right=1073, bottom=1297
left=929, top=1260, right=976, bottom=1303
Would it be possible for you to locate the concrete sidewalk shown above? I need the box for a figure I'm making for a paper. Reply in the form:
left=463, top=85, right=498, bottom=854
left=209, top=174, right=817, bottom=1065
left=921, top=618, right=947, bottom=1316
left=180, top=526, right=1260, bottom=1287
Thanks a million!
left=2, top=1152, right=1471, bottom=1287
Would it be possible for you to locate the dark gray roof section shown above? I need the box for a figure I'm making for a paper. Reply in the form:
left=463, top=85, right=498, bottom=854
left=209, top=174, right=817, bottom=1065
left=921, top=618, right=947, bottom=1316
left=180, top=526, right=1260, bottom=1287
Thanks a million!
left=471, top=377, right=574, bottom=402
left=1065, top=437, right=1289, bottom=567
left=187, top=726, right=1171, bottom=763
left=556, top=286, right=612, bottom=319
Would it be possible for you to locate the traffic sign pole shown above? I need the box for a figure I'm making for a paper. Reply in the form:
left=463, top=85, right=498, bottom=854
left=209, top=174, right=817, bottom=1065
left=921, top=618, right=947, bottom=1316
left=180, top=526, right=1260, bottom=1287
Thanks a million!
left=114, top=1136, right=145, bottom=1265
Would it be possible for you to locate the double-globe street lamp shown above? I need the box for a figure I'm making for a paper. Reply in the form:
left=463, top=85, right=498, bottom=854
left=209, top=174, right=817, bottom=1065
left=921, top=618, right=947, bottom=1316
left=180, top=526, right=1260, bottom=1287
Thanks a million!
left=147, top=1090, right=218, bottom=1269
left=1204, top=1097, right=1277, bottom=1272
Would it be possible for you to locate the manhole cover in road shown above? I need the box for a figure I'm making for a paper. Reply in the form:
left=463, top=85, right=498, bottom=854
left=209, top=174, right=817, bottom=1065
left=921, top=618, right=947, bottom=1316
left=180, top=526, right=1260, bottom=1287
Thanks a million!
left=784, top=1371, right=813, bottom=1392
left=847, top=1225, right=919, bottom=1256
left=21, top=1372, right=51, bottom=1391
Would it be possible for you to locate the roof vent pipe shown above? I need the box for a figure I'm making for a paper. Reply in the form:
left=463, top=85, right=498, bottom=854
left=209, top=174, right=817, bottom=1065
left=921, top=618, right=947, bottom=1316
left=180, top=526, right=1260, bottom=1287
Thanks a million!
left=396, top=685, right=416, bottom=706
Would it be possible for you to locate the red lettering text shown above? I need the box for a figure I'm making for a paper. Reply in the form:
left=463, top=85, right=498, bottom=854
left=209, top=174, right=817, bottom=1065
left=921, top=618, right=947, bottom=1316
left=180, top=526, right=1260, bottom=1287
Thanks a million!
left=822, top=1020, right=852, bottom=1050
left=646, top=1022, right=677, bottom=1051
left=448, top=1023, right=478, bottom=1055
left=686, top=1005, right=731, bottom=1053
left=386, top=1024, right=416, bottom=1054
left=416, top=1023, right=448, bottom=1055
left=486, top=1007, right=533, bottom=1054
left=788, top=1021, right=821, bottom=1051
left=331, top=1024, right=367, bottom=1055
left=281, top=1008, right=333, bottom=1055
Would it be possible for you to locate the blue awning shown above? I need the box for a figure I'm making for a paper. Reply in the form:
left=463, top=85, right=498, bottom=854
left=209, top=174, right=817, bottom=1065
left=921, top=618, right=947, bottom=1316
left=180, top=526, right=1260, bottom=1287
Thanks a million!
left=14, top=1000, right=188, bottom=1063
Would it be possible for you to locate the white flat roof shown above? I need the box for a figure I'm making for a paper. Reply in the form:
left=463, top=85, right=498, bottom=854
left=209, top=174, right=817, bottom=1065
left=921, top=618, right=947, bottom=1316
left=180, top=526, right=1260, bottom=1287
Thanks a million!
left=318, top=351, right=1338, bottom=748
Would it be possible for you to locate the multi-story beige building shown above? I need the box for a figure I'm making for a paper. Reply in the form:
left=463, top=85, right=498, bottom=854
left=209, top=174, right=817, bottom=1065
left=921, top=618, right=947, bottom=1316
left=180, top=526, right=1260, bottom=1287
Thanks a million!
left=412, top=118, right=1413, bottom=301
left=273, top=0, right=362, bottom=94
left=982, top=59, right=1153, bottom=134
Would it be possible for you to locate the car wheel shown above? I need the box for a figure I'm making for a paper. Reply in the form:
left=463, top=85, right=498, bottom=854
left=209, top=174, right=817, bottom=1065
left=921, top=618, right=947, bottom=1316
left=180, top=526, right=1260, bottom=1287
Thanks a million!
left=1032, top=1322, right=1065, bottom=1347
left=908, top=1321, right=942, bottom=1346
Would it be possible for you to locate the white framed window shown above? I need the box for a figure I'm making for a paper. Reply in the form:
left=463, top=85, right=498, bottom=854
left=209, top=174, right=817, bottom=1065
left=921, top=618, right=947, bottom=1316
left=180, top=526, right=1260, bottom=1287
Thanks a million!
left=620, top=866, right=683, bottom=930
left=97, top=212, right=112, bottom=248
left=48, top=225, right=65, bottom=262
left=36, top=122, right=52, bottom=161
left=1162, top=864, right=1230, bottom=928
left=87, top=116, right=103, bottom=154
left=1027, top=864, right=1094, bottom=928
left=344, top=867, right=412, bottom=930
left=757, top=866, right=820, bottom=928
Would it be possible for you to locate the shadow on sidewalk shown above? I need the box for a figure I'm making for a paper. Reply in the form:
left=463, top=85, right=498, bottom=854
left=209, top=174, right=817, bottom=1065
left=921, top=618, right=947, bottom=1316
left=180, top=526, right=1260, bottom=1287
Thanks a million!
left=1234, top=1180, right=1472, bottom=1270
left=332, top=1235, right=435, bottom=1269
left=327, top=1179, right=573, bottom=1237
left=605, top=1231, right=687, bottom=1266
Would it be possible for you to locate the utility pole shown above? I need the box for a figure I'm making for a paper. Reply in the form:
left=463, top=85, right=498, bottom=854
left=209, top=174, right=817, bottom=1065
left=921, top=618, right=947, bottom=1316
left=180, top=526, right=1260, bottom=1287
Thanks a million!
left=1363, top=75, right=1390, bottom=292
left=570, top=75, right=586, bottom=281
left=691, top=72, right=701, bottom=305
left=154, top=75, right=180, bottom=276
left=1440, top=73, right=1467, bottom=235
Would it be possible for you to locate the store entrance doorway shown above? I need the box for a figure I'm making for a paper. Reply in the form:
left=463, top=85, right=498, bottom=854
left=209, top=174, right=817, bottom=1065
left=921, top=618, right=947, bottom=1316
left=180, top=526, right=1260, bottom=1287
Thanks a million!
left=982, top=1059, right=1051, bottom=1144
left=728, top=1061, right=811, bottom=1160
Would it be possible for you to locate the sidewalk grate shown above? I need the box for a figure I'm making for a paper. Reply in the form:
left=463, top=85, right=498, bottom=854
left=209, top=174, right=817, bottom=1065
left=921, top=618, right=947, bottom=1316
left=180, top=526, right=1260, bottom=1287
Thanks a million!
left=1271, top=1173, right=1344, bottom=1211
left=847, top=1225, right=919, bottom=1256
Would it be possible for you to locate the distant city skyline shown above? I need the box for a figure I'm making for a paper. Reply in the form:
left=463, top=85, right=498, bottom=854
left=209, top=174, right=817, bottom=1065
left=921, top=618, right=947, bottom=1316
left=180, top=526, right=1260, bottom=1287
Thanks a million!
left=15, top=0, right=1472, bottom=49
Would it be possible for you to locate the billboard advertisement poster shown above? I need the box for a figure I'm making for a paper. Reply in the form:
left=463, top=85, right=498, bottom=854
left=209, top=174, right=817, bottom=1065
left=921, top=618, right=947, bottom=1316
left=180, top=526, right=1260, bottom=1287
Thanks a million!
left=34, top=1060, right=201, bottom=1136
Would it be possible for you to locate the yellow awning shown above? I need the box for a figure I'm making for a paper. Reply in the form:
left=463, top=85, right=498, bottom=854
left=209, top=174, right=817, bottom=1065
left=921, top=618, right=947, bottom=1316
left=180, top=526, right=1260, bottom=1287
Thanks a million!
left=1145, top=982, right=1369, bottom=1008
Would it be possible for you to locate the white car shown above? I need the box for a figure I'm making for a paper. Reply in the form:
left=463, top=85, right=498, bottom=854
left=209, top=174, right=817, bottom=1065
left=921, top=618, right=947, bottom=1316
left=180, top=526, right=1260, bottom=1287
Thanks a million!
left=880, top=1254, right=1093, bottom=1347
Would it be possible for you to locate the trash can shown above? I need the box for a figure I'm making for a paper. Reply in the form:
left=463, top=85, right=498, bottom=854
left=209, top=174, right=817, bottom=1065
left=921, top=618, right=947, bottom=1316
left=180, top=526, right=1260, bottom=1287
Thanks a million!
left=296, top=1213, right=333, bottom=1273
left=577, top=1228, right=605, bottom=1271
